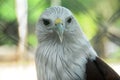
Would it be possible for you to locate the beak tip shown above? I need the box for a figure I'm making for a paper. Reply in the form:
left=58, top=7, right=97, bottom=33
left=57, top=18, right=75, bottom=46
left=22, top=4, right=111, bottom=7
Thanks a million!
left=59, top=36, right=63, bottom=43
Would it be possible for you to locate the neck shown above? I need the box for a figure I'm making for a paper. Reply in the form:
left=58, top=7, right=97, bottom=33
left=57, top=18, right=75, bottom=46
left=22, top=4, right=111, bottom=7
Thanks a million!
left=35, top=35, right=97, bottom=80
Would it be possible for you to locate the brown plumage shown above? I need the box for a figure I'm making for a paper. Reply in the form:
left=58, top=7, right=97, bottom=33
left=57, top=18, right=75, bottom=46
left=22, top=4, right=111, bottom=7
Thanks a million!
left=86, top=57, right=120, bottom=80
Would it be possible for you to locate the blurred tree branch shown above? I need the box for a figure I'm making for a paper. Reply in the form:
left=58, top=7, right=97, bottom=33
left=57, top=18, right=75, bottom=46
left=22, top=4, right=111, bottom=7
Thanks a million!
left=16, top=0, right=28, bottom=60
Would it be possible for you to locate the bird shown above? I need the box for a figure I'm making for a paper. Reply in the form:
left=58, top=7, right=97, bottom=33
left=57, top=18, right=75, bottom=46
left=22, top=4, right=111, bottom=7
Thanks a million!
left=35, top=6, right=120, bottom=80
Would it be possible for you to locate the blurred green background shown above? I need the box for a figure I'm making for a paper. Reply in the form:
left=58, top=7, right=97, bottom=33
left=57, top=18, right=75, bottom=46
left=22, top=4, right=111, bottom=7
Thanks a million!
left=0, top=0, right=120, bottom=62
left=0, top=0, right=120, bottom=80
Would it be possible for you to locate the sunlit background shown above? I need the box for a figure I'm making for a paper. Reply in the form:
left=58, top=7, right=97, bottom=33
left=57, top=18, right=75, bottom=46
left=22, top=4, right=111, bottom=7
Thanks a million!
left=0, top=0, right=120, bottom=80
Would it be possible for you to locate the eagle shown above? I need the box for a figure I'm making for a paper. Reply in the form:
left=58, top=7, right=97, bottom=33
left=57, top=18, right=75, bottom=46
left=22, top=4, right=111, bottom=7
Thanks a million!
left=35, top=6, right=120, bottom=80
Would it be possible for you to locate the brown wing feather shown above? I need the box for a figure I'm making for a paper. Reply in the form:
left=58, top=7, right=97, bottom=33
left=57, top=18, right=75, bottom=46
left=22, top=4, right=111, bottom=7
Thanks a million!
left=86, top=57, right=120, bottom=80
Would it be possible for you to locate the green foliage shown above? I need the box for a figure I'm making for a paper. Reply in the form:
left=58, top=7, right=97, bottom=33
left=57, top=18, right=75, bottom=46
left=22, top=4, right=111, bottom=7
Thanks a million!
left=110, top=49, right=120, bottom=59
left=115, top=19, right=120, bottom=28
left=27, top=34, right=37, bottom=47
left=61, top=0, right=97, bottom=14
left=28, top=0, right=50, bottom=23
left=0, top=0, right=16, bottom=21
left=62, top=0, right=87, bottom=14
left=75, top=14, right=97, bottom=40
left=0, top=0, right=120, bottom=57
left=106, top=49, right=120, bottom=63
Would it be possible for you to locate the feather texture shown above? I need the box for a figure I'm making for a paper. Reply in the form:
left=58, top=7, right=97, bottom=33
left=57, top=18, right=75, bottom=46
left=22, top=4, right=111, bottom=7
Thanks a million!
left=35, top=6, right=119, bottom=80
left=86, top=57, right=120, bottom=80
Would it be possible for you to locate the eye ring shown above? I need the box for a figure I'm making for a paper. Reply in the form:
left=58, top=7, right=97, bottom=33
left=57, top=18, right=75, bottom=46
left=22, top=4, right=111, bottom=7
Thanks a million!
left=42, top=19, right=50, bottom=26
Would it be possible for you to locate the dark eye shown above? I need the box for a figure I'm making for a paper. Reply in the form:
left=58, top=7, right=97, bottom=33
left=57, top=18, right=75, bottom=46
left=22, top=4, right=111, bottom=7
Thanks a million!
left=67, top=17, right=72, bottom=23
left=42, top=19, right=50, bottom=26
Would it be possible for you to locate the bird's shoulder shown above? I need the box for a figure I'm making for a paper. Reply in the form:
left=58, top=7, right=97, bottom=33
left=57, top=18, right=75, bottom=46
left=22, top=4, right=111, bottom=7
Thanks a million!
left=86, top=57, right=120, bottom=80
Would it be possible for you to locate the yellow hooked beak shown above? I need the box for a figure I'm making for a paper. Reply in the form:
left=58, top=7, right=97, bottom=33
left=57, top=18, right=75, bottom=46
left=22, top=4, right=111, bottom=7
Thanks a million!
left=54, top=18, right=64, bottom=42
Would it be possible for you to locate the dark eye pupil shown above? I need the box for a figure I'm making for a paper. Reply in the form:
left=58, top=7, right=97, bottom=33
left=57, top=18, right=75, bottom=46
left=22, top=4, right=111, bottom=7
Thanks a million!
left=67, top=18, right=72, bottom=23
left=43, top=19, right=50, bottom=25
